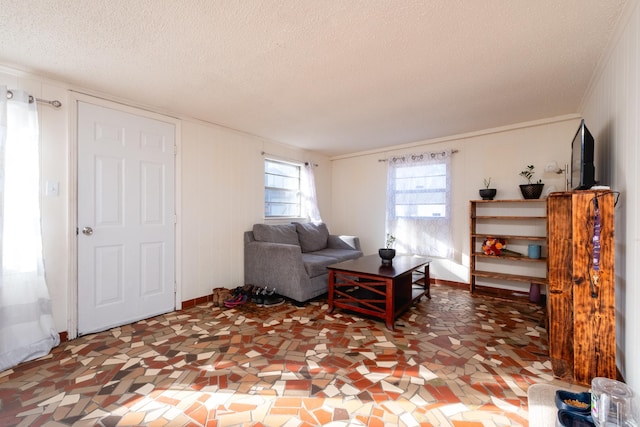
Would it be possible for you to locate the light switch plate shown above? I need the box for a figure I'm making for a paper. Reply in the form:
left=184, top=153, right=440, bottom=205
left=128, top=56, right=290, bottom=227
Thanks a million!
left=45, top=180, right=59, bottom=197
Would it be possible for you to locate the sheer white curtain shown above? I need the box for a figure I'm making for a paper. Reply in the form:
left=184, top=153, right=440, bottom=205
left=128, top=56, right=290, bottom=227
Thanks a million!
left=0, top=87, right=59, bottom=372
left=301, top=162, right=322, bottom=223
left=385, top=150, right=453, bottom=258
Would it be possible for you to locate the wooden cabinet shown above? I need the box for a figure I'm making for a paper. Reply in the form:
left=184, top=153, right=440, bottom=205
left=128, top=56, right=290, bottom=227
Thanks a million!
left=469, top=199, right=548, bottom=293
left=547, top=191, right=616, bottom=385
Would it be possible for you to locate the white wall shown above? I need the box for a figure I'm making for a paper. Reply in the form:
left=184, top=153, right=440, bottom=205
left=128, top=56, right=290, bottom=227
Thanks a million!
left=0, top=66, right=332, bottom=334
left=331, top=117, right=580, bottom=291
left=179, top=119, right=332, bottom=301
left=580, top=0, right=639, bottom=390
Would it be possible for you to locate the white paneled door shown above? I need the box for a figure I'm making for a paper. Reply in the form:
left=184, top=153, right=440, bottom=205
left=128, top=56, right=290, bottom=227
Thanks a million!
left=77, top=102, right=176, bottom=335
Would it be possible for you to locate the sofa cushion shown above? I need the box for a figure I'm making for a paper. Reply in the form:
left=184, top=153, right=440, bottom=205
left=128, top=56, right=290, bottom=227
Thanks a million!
left=313, top=248, right=363, bottom=261
left=252, top=223, right=299, bottom=245
left=294, top=222, right=329, bottom=252
left=300, top=253, right=340, bottom=278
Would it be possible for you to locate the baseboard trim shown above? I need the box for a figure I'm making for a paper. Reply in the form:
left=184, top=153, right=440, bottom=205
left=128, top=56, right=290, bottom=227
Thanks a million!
left=433, top=280, right=546, bottom=305
left=432, top=278, right=467, bottom=289
left=180, top=293, right=214, bottom=310
left=472, top=284, right=545, bottom=305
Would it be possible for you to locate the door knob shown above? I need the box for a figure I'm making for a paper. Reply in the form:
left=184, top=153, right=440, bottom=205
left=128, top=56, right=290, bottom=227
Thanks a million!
left=82, top=227, right=93, bottom=236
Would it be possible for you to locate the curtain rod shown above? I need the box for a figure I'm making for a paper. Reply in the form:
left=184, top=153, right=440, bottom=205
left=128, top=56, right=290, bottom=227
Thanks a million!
left=6, top=90, right=62, bottom=108
left=378, top=148, right=459, bottom=162
left=261, top=151, right=318, bottom=167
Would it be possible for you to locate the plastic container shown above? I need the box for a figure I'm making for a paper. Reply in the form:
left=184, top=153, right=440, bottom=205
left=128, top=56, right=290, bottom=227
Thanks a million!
left=591, top=377, right=637, bottom=427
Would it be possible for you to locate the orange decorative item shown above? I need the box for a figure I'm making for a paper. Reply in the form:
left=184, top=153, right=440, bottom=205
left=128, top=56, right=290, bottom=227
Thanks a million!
left=482, top=238, right=507, bottom=256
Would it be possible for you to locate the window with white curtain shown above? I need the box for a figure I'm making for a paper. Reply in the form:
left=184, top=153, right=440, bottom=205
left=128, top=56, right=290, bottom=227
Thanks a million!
left=389, top=162, right=448, bottom=219
left=0, top=87, right=59, bottom=371
left=385, top=150, right=453, bottom=259
left=264, top=159, right=302, bottom=218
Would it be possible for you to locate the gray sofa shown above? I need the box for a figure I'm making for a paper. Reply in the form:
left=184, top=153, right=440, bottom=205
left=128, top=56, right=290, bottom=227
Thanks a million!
left=244, top=222, right=363, bottom=303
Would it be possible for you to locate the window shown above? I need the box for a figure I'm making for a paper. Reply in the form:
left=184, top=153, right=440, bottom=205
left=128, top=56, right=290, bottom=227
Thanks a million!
left=385, top=151, right=453, bottom=259
left=389, top=162, right=447, bottom=218
left=264, top=159, right=302, bottom=218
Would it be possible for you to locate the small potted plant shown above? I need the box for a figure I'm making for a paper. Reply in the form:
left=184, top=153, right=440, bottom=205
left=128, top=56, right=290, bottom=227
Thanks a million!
left=479, top=177, right=497, bottom=200
left=519, top=165, right=544, bottom=199
left=379, top=233, right=396, bottom=265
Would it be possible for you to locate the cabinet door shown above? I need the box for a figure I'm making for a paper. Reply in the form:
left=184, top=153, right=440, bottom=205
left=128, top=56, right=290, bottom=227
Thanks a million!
left=571, top=192, right=616, bottom=383
left=547, top=194, right=574, bottom=379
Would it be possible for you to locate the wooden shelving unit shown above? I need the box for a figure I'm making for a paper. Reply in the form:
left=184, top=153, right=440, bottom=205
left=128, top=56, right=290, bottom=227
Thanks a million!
left=469, top=199, right=548, bottom=293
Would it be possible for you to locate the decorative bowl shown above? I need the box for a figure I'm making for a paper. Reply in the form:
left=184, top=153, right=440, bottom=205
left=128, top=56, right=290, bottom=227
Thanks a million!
left=479, top=188, right=497, bottom=200
left=378, top=248, right=396, bottom=266
left=519, top=183, right=544, bottom=199
left=555, top=390, right=591, bottom=413
left=557, top=409, right=595, bottom=427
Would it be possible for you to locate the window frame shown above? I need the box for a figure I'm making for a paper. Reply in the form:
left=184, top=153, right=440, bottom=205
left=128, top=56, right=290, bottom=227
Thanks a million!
left=264, top=158, right=303, bottom=219
left=387, top=160, right=449, bottom=220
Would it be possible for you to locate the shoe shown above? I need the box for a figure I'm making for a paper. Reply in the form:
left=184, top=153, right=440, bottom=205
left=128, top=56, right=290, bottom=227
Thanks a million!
left=262, top=289, right=285, bottom=307
left=217, top=289, right=232, bottom=306
left=242, top=284, right=255, bottom=294
left=252, top=287, right=265, bottom=307
left=224, top=293, right=248, bottom=308
left=211, top=288, right=219, bottom=307
left=223, top=294, right=239, bottom=308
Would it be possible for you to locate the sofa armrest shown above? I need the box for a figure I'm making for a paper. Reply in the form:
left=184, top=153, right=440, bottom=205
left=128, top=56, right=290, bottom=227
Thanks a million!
left=244, top=241, right=308, bottom=287
left=327, top=234, right=361, bottom=251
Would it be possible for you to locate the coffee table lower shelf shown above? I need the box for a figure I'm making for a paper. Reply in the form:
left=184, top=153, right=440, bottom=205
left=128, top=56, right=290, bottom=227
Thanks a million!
left=331, top=284, right=426, bottom=328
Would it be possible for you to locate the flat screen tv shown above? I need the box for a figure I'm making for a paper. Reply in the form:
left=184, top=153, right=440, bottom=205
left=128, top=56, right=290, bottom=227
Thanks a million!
left=570, top=119, right=595, bottom=190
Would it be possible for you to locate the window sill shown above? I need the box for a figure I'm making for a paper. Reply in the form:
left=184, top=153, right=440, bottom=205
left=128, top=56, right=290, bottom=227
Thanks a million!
left=263, top=216, right=307, bottom=224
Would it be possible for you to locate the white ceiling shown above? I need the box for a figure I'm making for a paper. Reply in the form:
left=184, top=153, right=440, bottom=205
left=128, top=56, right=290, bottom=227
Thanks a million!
left=0, top=1, right=629, bottom=157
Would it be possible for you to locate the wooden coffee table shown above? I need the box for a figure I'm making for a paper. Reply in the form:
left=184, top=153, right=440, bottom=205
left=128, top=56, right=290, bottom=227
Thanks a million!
left=327, top=254, right=430, bottom=330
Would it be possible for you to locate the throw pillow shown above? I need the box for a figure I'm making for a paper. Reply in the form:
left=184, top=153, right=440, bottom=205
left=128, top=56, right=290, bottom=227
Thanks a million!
left=294, top=222, right=329, bottom=252
left=252, top=223, right=299, bottom=245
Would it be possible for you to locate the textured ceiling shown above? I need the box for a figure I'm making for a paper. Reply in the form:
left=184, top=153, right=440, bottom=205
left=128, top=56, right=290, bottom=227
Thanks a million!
left=0, top=0, right=629, bottom=156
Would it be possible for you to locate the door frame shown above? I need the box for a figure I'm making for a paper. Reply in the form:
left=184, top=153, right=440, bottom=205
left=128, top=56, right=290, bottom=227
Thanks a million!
left=68, top=92, right=182, bottom=339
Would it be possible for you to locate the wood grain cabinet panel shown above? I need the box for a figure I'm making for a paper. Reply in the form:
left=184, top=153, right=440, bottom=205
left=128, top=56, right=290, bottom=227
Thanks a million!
left=547, top=191, right=616, bottom=385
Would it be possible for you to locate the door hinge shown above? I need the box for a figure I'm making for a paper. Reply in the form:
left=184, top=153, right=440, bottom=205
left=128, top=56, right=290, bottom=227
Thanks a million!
left=174, top=145, right=178, bottom=156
